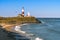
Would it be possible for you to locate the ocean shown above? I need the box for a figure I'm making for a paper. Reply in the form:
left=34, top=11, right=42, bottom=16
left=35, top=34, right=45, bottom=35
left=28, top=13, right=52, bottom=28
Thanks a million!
left=0, top=18, right=60, bottom=40
left=21, top=18, right=60, bottom=40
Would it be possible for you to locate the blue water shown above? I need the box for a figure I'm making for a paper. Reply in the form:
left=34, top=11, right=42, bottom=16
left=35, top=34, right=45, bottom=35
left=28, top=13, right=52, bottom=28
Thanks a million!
left=21, top=18, right=60, bottom=40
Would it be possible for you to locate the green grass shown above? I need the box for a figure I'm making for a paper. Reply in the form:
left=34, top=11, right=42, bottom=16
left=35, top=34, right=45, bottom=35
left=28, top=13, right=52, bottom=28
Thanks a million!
left=0, top=17, right=41, bottom=24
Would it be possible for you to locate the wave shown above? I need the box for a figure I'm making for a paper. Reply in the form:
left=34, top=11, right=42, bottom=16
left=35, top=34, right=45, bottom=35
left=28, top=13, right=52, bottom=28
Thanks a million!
left=46, top=23, right=53, bottom=27
left=14, top=24, right=35, bottom=39
left=14, top=24, right=44, bottom=40
left=47, top=28, right=60, bottom=34
left=41, top=20, right=53, bottom=27
left=35, top=37, right=43, bottom=40
left=14, top=24, right=27, bottom=34
left=40, top=20, right=45, bottom=24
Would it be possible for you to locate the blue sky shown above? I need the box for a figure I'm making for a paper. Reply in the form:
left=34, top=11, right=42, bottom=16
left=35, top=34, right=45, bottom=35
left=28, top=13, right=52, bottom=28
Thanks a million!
left=0, top=0, right=60, bottom=18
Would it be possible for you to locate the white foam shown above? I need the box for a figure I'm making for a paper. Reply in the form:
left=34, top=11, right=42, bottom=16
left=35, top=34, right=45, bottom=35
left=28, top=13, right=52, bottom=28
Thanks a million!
left=14, top=24, right=27, bottom=31
left=19, top=30, right=26, bottom=33
left=14, top=24, right=36, bottom=39
left=35, top=37, right=43, bottom=40
left=15, top=26, right=20, bottom=31
left=14, top=25, right=26, bottom=34
left=26, top=33, right=34, bottom=37
left=41, top=20, right=45, bottom=24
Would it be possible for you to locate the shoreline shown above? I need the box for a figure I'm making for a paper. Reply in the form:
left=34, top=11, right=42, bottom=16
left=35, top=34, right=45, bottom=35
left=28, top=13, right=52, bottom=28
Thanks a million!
left=0, top=23, right=31, bottom=40
left=0, top=23, right=43, bottom=40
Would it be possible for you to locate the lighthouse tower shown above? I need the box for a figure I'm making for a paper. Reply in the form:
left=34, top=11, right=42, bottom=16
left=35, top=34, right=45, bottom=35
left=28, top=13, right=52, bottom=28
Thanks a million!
left=21, top=7, right=24, bottom=17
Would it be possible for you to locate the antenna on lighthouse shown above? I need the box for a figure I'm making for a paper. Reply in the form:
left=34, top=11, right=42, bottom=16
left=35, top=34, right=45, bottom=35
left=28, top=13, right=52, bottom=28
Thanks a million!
left=22, top=7, right=24, bottom=12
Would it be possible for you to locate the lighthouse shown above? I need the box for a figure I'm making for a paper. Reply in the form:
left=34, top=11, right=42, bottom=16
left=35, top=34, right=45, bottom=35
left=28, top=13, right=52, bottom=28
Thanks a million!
left=21, top=7, right=24, bottom=17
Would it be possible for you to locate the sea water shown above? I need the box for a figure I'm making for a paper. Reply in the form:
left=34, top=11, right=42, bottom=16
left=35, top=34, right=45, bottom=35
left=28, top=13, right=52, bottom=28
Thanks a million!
left=21, top=18, right=60, bottom=40
left=0, top=18, right=60, bottom=40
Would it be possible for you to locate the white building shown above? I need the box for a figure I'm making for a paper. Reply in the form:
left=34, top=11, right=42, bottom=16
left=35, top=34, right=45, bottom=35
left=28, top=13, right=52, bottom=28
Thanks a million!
left=26, top=12, right=30, bottom=17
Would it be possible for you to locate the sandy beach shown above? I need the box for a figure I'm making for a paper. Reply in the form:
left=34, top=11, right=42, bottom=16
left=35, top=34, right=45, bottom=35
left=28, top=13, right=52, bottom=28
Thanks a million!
left=0, top=23, right=20, bottom=31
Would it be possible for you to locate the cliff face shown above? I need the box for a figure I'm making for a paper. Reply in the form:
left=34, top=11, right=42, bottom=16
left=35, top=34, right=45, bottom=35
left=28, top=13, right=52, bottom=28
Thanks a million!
left=0, top=17, right=41, bottom=24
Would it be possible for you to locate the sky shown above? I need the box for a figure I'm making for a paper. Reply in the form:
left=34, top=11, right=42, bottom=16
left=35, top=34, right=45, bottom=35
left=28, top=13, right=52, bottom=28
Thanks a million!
left=0, top=0, right=60, bottom=18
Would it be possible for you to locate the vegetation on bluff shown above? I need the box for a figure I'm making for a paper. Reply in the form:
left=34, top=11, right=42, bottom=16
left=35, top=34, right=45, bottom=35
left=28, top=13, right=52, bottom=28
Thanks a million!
left=0, top=17, right=41, bottom=24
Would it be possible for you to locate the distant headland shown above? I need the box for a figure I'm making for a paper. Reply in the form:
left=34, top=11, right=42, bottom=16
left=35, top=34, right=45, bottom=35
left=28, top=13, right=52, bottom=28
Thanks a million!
left=0, top=7, right=41, bottom=24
